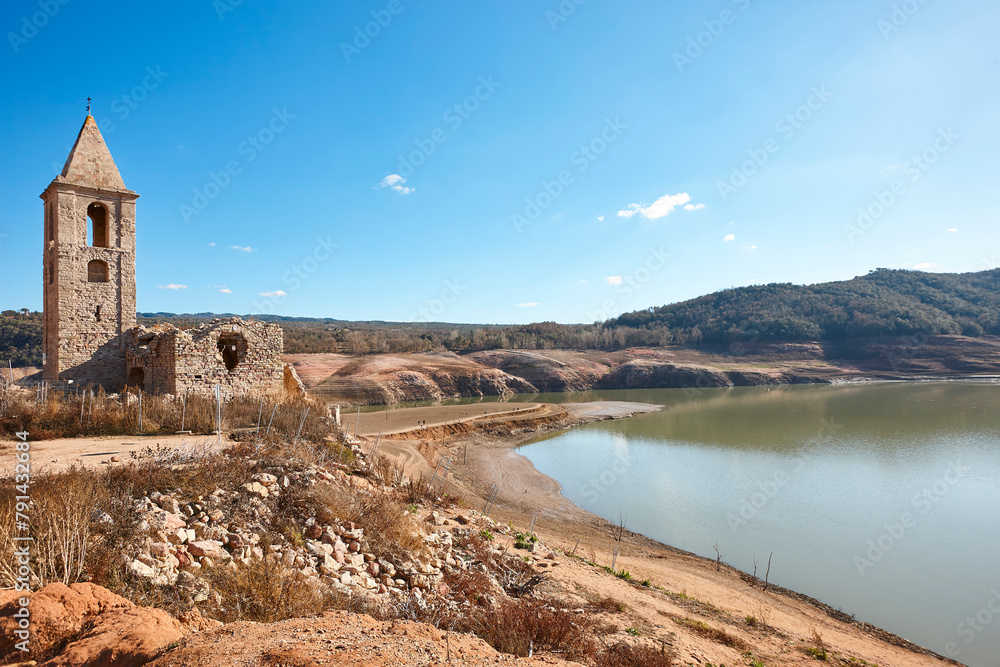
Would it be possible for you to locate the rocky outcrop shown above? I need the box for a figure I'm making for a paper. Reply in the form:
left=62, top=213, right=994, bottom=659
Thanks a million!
left=595, top=360, right=790, bottom=389
left=0, top=582, right=185, bottom=666
left=467, top=350, right=609, bottom=392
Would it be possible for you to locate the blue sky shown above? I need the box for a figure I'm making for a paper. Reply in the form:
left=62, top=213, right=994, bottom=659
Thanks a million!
left=2, top=0, right=997, bottom=324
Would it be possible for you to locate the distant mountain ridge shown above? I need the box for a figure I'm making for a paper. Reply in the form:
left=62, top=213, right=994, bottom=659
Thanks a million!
left=608, top=268, right=1000, bottom=344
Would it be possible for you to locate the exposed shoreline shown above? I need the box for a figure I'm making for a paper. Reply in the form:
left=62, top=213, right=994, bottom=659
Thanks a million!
left=369, top=399, right=962, bottom=667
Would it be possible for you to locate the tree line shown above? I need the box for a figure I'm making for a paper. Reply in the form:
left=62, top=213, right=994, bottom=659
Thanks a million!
left=3, top=269, right=998, bottom=366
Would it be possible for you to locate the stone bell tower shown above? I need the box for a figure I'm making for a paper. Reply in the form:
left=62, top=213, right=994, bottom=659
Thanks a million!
left=41, top=115, right=138, bottom=387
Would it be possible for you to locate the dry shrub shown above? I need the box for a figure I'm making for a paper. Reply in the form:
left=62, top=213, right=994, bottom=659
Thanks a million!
left=350, top=490, right=425, bottom=557
left=0, top=388, right=335, bottom=444
left=594, top=642, right=674, bottom=667
left=273, top=482, right=426, bottom=560
left=590, top=595, right=627, bottom=613
left=671, top=616, right=749, bottom=650
left=113, top=444, right=255, bottom=501
left=14, top=468, right=101, bottom=586
left=206, top=550, right=333, bottom=623
left=442, top=567, right=499, bottom=608
left=469, top=597, right=601, bottom=661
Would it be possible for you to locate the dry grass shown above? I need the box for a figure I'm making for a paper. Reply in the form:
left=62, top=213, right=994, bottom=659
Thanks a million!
left=593, top=642, right=674, bottom=667
left=0, top=387, right=334, bottom=444
left=468, top=597, right=605, bottom=661
left=273, top=481, right=427, bottom=561
left=205, top=547, right=334, bottom=623
left=590, top=595, right=627, bottom=614
left=670, top=616, right=749, bottom=650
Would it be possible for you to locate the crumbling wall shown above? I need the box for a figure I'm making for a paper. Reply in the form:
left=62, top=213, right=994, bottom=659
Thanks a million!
left=126, top=318, right=284, bottom=396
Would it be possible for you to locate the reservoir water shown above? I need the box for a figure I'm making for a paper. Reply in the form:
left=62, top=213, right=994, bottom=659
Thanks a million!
left=513, top=383, right=999, bottom=667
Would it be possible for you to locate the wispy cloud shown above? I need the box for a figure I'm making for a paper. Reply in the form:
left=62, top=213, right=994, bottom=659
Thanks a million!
left=617, top=192, right=694, bottom=220
left=231, top=245, right=254, bottom=253
left=516, top=302, right=540, bottom=308
left=208, top=242, right=216, bottom=246
left=577, top=279, right=590, bottom=284
left=259, top=290, right=287, bottom=298
left=723, top=233, right=736, bottom=242
left=159, top=284, right=187, bottom=290
left=597, top=215, right=605, bottom=222
left=914, top=262, right=938, bottom=270
left=684, top=203, right=704, bottom=211
left=947, top=228, right=958, bottom=233
left=219, top=288, right=233, bottom=294
left=605, top=276, right=623, bottom=285
left=745, top=244, right=758, bottom=250
left=378, top=173, right=414, bottom=195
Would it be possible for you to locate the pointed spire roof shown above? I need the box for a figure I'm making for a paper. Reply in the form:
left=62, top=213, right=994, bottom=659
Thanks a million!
left=58, top=115, right=128, bottom=191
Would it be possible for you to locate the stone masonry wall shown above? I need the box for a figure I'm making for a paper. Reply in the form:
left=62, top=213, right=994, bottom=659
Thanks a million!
left=42, top=185, right=137, bottom=388
left=126, top=318, right=284, bottom=397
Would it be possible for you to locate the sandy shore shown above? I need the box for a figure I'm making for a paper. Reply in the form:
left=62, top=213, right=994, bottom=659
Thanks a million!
left=368, top=401, right=959, bottom=667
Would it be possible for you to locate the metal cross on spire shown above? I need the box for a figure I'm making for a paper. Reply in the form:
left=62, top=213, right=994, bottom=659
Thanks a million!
left=86, top=97, right=92, bottom=115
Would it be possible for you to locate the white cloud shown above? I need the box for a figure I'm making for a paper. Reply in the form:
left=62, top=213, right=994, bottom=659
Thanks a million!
left=378, top=173, right=414, bottom=195
left=605, top=276, right=623, bottom=285
left=947, top=228, right=958, bottom=233
left=914, top=262, right=938, bottom=270
left=746, top=245, right=758, bottom=250
left=231, top=245, right=254, bottom=252
left=723, top=234, right=736, bottom=242
left=516, top=302, right=540, bottom=308
left=259, top=290, right=287, bottom=298
left=617, top=192, right=691, bottom=220
left=597, top=216, right=605, bottom=222
left=684, top=203, right=705, bottom=211
left=219, top=288, right=233, bottom=294
left=208, top=242, right=216, bottom=246
left=159, top=284, right=187, bottom=290
left=577, top=279, right=590, bottom=284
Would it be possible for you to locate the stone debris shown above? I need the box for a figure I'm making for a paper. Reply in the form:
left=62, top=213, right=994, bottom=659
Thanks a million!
left=126, top=440, right=552, bottom=609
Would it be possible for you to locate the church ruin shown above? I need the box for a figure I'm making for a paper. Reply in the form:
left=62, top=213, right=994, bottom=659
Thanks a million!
left=41, top=114, right=285, bottom=394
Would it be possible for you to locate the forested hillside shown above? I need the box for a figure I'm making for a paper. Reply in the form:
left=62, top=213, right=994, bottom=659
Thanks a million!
left=0, top=310, right=42, bottom=367
left=608, top=269, right=1000, bottom=344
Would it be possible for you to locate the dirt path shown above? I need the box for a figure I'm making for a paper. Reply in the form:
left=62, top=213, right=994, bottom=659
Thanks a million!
left=0, top=433, right=223, bottom=474
left=343, top=402, right=547, bottom=437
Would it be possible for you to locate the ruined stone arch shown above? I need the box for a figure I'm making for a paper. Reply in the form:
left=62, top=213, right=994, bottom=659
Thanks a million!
left=87, top=202, right=109, bottom=247
left=217, top=332, right=246, bottom=372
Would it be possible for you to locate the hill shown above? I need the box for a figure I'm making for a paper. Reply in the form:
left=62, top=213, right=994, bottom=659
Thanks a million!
left=608, top=268, right=1000, bottom=344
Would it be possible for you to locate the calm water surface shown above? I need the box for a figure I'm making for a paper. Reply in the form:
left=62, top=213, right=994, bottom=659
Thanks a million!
left=513, top=383, right=1000, bottom=667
